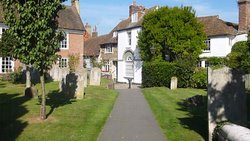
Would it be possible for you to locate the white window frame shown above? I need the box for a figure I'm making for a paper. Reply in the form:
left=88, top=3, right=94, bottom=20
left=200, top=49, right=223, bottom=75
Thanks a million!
left=0, top=57, right=14, bottom=73
left=0, top=27, right=7, bottom=39
left=59, top=58, right=68, bottom=68
left=127, top=31, right=131, bottom=46
left=60, top=32, right=69, bottom=49
left=203, top=39, right=211, bottom=52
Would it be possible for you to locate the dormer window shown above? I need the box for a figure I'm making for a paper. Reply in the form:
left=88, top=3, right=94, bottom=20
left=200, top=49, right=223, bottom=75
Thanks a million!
left=105, top=46, right=113, bottom=53
left=131, top=12, right=138, bottom=23
left=204, top=39, right=211, bottom=51
left=113, top=31, right=117, bottom=38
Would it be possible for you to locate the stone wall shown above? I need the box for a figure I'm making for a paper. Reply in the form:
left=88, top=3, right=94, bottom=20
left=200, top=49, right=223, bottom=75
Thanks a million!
left=208, top=67, right=247, bottom=141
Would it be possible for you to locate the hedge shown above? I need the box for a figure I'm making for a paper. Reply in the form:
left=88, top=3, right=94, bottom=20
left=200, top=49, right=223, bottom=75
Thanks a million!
left=142, top=62, right=176, bottom=87
left=142, top=61, right=208, bottom=88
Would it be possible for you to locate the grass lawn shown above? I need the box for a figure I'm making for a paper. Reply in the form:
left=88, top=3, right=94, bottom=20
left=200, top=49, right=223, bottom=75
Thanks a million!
left=0, top=78, right=117, bottom=141
left=143, top=87, right=207, bottom=141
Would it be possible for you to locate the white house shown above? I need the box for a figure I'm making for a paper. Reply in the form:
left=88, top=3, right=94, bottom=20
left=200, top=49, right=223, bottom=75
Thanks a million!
left=117, top=2, right=146, bottom=84
left=117, top=0, right=250, bottom=84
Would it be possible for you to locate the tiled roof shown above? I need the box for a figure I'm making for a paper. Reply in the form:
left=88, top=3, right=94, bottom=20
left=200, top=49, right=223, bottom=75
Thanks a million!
left=198, top=16, right=238, bottom=36
left=84, top=35, right=109, bottom=56
left=57, top=6, right=84, bottom=31
left=0, top=4, right=84, bottom=31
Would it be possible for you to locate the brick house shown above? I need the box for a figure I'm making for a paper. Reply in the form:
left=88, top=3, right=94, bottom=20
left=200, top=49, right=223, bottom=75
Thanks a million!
left=0, top=0, right=85, bottom=78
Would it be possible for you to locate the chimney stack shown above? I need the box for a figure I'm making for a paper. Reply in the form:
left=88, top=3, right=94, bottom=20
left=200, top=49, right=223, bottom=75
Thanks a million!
left=85, top=23, right=92, bottom=36
left=238, top=0, right=250, bottom=33
left=92, top=26, right=98, bottom=38
left=72, top=0, right=80, bottom=14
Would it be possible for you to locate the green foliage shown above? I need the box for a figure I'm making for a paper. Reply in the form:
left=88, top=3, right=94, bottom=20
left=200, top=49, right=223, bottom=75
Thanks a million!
left=191, top=68, right=207, bottom=89
left=1, top=0, right=65, bottom=73
left=207, top=57, right=226, bottom=69
left=174, top=56, right=198, bottom=88
left=142, top=61, right=207, bottom=88
left=0, top=31, right=18, bottom=57
left=10, top=67, right=23, bottom=83
left=226, top=41, right=250, bottom=72
left=138, top=6, right=206, bottom=63
left=91, top=57, right=104, bottom=69
left=68, top=54, right=80, bottom=72
left=142, top=61, right=175, bottom=87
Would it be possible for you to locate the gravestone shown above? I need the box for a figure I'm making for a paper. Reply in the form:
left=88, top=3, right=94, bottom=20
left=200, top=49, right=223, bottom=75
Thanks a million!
left=90, top=67, right=101, bottom=86
left=208, top=67, right=246, bottom=141
left=170, top=77, right=178, bottom=90
left=75, top=71, right=85, bottom=99
left=83, top=68, right=88, bottom=87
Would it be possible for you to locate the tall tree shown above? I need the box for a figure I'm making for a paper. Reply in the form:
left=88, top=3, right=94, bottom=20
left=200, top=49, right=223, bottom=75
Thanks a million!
left=1, top=0, right=65, bottom=120
left=138, top=6, right=206, bottom=64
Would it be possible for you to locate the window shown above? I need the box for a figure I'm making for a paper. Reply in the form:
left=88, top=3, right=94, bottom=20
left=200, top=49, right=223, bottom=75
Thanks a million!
left=105, top=46, right=113, bottom=53
left=0, top=28, right=6, bottom=39
left=59, top=58, right=68, bottom=68
left=204, top=39, right=211, bottom=51
left=102, top=61, right=109, bottom=72
left=127, top=31, right=131, bottom=46
left=60, top=33, right=68, bottom=49
left=1, top=57, right=13, bottom=73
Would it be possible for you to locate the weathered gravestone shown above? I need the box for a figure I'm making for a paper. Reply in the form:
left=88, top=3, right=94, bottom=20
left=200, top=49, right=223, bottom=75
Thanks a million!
left=90, top=67, right=101, bottom=86
left=83, top=68, right=88, bottom=88
left=59, top=68, right=86, bottom=100
left=170, top=77, right=178, bottom=90
left=208, top=67, right=246, bottom=141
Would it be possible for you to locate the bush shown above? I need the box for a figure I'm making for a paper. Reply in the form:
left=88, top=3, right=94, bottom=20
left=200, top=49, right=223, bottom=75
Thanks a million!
left=191, top=68, right=207, bottom=89
left=10, top=67, right=23, bottom=83
left=142, top=61, right=208, bottom=89
left=207, top=57, right=226, bottom=69
left=142, top=61, right=176, bottom=87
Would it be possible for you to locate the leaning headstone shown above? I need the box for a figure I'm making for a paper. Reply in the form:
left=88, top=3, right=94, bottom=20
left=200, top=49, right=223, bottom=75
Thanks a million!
left=170, top=77, right=178, bottom=90
left=208, top=67, right=246, bottom=141
left=89, top=67, right=101, bottom=86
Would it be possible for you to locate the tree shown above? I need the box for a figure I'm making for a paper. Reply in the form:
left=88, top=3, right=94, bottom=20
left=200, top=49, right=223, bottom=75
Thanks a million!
left=1, top=0, right=65, bottom=120
left=226, top=41, right=250, bottom=72
left=138, top=6, right=206, bottom=64
left=0, top=31, right=17, bottom=57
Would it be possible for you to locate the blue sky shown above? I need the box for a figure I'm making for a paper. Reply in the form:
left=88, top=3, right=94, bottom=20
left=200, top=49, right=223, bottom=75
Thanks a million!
left=64, top=0, right=239, bottom=35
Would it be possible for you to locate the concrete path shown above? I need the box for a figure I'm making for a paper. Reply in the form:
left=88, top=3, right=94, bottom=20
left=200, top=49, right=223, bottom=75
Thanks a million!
left=98, top=89, right=166, bottom=141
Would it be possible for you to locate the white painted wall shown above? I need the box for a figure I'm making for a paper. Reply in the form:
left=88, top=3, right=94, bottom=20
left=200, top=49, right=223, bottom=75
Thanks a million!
left=117, top=27, right=142, bottom=84
left=200, top=36, right=233, bottom=58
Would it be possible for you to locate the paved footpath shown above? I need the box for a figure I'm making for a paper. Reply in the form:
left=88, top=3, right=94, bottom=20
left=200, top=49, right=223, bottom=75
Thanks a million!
left=98, top=89, right=167, bottom=141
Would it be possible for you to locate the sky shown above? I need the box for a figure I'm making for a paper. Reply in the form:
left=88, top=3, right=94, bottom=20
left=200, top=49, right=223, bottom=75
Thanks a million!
left=64, top=0, right=239, bottom=35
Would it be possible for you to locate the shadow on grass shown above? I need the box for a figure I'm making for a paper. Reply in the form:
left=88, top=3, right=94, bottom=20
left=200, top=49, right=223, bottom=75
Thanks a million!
left=45, top=90, right=76, bottom=118
left=0, top=93, right=30, bottom=141
left=177, top=95, right=208, bottom=141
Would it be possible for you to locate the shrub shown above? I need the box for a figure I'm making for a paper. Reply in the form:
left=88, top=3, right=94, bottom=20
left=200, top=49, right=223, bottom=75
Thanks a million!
left=142, top=61, right=176, bottom=87
left=10, top=67, right=23, bottom=83
left=191, top=68, right=207, bottom=89
left=207, top=57, right=226, bottom=69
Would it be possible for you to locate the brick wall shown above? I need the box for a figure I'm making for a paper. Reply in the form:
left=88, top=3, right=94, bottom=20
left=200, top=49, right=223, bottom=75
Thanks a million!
left=238, top=0, right=250, bottom=33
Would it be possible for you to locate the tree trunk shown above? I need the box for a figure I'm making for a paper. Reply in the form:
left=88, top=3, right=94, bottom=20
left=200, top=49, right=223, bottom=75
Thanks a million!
left=40, top=72, right=46, bottom=120
left=26, top=64, right=31, bottom=88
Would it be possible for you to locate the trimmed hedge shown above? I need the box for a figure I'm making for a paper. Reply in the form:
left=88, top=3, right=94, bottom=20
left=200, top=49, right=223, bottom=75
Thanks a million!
left=142, top=62, right=175, bottom=87
left=142, top=61, right=208, bottom=88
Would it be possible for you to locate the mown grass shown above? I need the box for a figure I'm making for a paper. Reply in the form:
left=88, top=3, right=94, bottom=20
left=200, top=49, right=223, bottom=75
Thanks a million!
left=0, top=78, right=117, bottom=141
left=143, top=87, right=207, bottom=141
